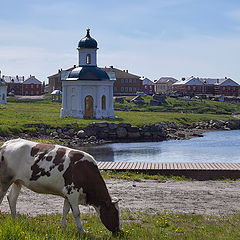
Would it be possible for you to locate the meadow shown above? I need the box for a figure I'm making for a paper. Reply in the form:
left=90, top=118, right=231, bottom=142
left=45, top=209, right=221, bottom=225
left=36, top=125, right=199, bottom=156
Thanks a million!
left=0, top=96, right=238, bottom=136
left=1, top=209, right=240, bottom=240
left=1, top=96, right=240, bottom=239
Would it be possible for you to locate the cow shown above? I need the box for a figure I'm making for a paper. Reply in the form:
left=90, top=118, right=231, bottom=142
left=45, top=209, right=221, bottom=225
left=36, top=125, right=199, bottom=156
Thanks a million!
left=0, top=138, right=121, bottom=234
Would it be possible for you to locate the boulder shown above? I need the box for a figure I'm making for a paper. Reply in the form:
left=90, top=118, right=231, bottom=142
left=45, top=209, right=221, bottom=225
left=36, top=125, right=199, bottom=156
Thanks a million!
left=77, top=130, right=86, bottom=138
left=116, top=127, right=128, bottom=138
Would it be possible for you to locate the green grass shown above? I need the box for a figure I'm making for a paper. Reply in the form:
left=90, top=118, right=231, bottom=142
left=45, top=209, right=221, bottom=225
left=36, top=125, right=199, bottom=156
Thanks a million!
left=1, top=209, right=240, bottom=239
left=101, top=170, right=190, bottom=181
left=0, top=99, right=235, bottom=136
left=0, top=96, right=238, bottom=136
left=115, top=96, right=240, bottom=115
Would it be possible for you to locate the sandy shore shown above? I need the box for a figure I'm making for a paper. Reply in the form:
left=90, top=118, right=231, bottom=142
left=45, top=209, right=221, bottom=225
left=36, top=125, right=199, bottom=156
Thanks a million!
left=1, top=179, right=240, bottom=217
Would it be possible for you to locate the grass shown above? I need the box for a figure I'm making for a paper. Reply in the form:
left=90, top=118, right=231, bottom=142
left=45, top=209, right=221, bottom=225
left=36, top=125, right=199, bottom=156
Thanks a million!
left=115, top=96, right=240, bottom=115
left=0, top=98, right=236, bottom=136
left=101, top=170, right=190, bottom=181
left=1, top=209, right=240, bottom=239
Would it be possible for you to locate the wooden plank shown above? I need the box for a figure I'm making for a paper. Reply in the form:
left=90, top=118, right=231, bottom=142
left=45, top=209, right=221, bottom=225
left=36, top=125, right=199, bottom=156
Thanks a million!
left=147, top=162, right=152, bottom=170
left=200, top=163, right=209, bottom=170
left=131, top=162, right=138, bottom=170
left=227, top=163, right=237, bottom=170
left=97, top=162, right=103, bottom=169
left=230, top=163, right=240, bottom=170
left=142, top=162, right=148, bottom=170
left=99, top=162, right=109, bottom=170
left=135, top=162, right=142, bottom=170
left=117, top=162, right=125, bottom=170
left=188, top=163, right=195, bottom=170
left=234, top=163, right=240, bottom=170
left=203, top=163, right=212, bottom=170
left=128, top=162, right=135, bottom=170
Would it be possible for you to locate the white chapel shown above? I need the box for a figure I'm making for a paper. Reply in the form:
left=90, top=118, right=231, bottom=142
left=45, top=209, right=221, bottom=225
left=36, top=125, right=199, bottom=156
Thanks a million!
left=0, top=71, right=7, bottom=107
left=60, top=29, right=115, bottom=119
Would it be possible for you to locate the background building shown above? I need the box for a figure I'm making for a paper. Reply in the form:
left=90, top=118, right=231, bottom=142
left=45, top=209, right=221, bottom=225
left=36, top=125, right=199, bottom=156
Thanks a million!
left=141, top=77, right=154, bottom=94
left=173, top=77, right=239, bottom=96
left=48, top=66, right=75, bottom=93
left=154, top=77, right=178, bottom=94
left=22, top=76, right=42, bottom=96
left=102, top=67, right=142, bottom=95
left=2, top=75, right=24, bottom=95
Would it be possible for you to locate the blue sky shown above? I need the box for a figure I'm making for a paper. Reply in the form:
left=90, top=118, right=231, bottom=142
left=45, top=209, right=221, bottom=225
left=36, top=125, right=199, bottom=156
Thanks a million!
left=1, top=0, right=240, bottom=83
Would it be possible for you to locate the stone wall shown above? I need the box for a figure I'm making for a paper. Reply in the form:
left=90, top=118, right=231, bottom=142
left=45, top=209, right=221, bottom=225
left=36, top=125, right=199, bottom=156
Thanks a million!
left=21, top=119, right=240, bottom=147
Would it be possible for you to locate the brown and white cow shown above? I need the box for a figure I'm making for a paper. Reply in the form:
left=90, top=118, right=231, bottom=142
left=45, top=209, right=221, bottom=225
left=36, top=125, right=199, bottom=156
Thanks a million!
left=0, top=138, right=121, bottom=234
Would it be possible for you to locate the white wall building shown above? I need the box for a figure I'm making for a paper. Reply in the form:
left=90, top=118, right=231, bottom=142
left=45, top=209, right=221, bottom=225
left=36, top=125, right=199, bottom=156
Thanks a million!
left=0, top=71, right=7, bottom=106
left=60, top=29, right=115, bottom=119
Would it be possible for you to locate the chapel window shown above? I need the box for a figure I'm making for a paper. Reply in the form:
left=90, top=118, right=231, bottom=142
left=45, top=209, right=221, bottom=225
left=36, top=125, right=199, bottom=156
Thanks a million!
left=86, top=54, right=91, bottom=64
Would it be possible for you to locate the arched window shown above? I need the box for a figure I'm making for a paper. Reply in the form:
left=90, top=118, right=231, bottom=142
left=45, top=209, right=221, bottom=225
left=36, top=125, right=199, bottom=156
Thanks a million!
left=86, top=54, right=91, bottom=64
left=102, top=95, right=106, bottom=110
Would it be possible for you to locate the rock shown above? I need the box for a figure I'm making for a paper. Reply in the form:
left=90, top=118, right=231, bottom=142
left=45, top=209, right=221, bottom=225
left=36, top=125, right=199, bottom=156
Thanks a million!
left=115, top=97, right=125, bottom=103
left=116, top=127, right=128, bottom=138
left=77, top=130, right=86, bottom=138
left=52, top=131, right=58, bottom=137
left=57, top=128, right=62, bottom=134
left=88, top=136, right=97, bottom=142
left=178, top=132, right=186, bottom=138
left=40, top=127, right=45, bottom=133
left=131, top=96, right=145, bottom=105
left=109, top=123, right=117, bottom=130
left=128, top=131, right=141, bottom=138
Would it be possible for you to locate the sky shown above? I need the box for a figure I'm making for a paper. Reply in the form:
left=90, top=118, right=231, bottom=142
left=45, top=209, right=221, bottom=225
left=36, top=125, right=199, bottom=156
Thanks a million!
left=1, top=0, right=240, bottom=83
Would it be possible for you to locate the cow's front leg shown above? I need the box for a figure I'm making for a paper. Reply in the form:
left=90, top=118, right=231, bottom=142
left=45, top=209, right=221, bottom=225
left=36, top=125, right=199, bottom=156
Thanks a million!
left=67, top=194, right=86, bottom=234
left=7, top=182, right=22, bottom=219
left=0, top=182, right=12, bottom=204
left=60, top=198, right=71, bottom=229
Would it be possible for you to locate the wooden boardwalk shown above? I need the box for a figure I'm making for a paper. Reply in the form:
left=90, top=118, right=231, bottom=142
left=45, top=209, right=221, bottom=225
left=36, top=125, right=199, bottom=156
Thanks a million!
left=97, top=162, right=240, bottom=180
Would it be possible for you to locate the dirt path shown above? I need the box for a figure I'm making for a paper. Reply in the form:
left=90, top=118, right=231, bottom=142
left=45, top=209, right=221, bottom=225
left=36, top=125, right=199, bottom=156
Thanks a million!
left=1, top=179, right=240, bottom=216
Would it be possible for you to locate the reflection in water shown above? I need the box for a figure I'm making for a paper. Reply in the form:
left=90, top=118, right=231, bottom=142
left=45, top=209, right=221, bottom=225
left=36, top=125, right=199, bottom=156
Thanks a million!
left=79, top=130, right=240, bottom=163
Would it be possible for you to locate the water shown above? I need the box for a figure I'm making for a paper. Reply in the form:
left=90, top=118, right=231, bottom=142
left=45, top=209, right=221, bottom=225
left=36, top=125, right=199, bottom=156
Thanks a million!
left=80, top=130, right=240, bottom=163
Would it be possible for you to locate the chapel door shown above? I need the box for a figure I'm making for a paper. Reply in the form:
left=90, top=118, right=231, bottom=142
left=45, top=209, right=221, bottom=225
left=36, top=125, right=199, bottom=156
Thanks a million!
left=84, top=95, right=94, bottom=118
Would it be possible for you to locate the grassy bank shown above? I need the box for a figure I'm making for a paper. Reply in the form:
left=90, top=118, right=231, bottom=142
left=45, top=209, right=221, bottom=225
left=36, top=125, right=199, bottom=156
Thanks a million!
left=0, top=99, right=235, bottom=136
left=1, top=209, right=240, bottom=239
left=115, top=96, right=240, bottom=114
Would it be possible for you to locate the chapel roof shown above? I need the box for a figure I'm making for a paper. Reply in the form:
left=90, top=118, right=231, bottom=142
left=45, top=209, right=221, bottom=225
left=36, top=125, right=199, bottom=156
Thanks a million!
left=66, top=66, right=112, bottom=81
left=78, top=29, right=98, bottom=49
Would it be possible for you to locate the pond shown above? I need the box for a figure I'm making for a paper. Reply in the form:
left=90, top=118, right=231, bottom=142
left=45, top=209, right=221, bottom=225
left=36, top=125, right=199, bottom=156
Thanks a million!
left=79, top=130, right=240, bottom=163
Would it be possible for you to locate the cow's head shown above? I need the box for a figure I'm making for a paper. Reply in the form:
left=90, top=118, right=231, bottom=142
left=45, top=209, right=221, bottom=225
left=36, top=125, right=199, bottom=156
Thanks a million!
left=99, top=197, right=121, bottom=234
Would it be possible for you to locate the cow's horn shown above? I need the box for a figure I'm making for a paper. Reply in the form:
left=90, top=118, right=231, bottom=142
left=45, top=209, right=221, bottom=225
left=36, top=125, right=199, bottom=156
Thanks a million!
left=112, top=197, right=121, bottom=203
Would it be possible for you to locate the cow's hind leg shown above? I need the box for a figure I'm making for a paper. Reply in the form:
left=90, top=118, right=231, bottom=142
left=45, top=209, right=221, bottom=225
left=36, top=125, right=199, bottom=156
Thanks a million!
left=66, top=194, right=86, bottom=234
left=60, top=198, right=71, bottom=229
left=7, top=182, right=22, bottom=219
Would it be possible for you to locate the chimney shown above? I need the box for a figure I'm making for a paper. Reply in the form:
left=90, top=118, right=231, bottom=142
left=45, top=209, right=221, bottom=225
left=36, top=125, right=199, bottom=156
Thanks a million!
left=23, top=76, right=24, bottom=81
left=58, top=69, right=60, bottom=73
left=126, top=70, right=128, bottom=73
left=74, top=65, right=76, bottom=68
left=225, top=77, right=227, bottom=79
left=0, top=70, right=1, bottom=79
left=217, top=79, right=219, bottom=83
left=182, top=77, right=185, bottom=81
left=110, top=66, right=113, bottom=69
